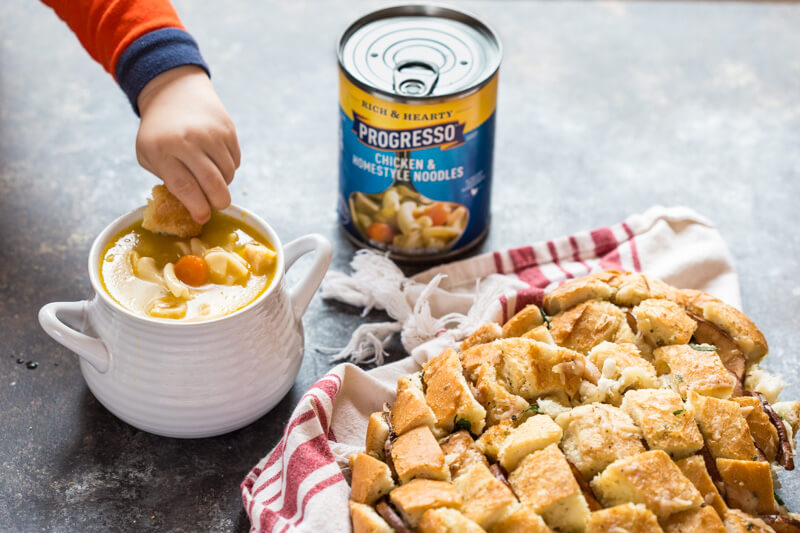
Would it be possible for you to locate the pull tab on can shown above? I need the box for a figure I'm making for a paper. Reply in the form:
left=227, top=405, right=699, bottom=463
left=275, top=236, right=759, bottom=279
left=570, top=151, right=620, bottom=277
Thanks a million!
left=392, top=59, right=439, bottom=96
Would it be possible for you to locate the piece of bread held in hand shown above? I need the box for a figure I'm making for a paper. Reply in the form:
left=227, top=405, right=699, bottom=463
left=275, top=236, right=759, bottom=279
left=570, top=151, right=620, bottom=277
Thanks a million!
left=142, top=184, right=203, bottom=238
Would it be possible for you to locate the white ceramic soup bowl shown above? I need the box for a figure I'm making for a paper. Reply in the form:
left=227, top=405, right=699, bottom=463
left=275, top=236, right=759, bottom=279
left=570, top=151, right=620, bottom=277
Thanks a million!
left=38, top=205, right=332, bottom=438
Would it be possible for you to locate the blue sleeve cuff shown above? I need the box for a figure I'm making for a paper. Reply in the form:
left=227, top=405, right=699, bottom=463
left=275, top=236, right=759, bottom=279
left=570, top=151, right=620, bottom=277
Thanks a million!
left=115, top=28, right=210, bottom=116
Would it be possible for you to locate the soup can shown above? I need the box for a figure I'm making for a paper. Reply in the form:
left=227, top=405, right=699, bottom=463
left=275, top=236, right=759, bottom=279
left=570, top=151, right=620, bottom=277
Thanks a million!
left=337, top=5, right=501, bottom=262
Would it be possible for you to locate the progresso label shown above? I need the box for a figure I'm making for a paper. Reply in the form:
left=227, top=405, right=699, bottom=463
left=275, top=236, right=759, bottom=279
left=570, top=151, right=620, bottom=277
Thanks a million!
left=337, top=71, right=498, bottom=259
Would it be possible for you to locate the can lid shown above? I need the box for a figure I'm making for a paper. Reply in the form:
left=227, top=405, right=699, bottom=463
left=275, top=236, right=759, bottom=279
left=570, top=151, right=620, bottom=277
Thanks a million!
left=339, top=5, right=501, bottom=99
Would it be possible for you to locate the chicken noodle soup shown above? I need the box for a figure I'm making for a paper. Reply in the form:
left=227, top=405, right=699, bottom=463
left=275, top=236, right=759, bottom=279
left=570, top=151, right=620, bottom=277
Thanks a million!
left=349, top=185, right=468, bottom=252
left=100, top=213, right=277, bottom=321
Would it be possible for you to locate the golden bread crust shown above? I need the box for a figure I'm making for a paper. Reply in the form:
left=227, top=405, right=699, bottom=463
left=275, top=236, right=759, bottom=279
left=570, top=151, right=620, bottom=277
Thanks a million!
left=460, top=322, right=502, bottom=351
left=586, top=503, right=664, bottom=533
left=550, top=300, right=635, bottom=354
left=452, top=463, right=516, bottom=529
left=423, top=348, right=486, bottom=434
left=654, top=345, right=736, bottom=399
left=141, top=184, right=203, bottom=238
left=389, top=479, right=462, bottom=528
left=390, top=425, right=449, bottom=484
left=716, top=458, right=776, bottom=515
left=349, top=452, right=395, bottom=505
left=557, top=404, right=646, bottom=479
left=723, top=509, right=777, bottom=533
left=438, top=430, right=488, bottom=479
left=542, top=270, right=620, bottom=315
left=621, top=389, right=703, bottom=459
left=391, top=375, right=436, bottom=436
left=349, top=501, right=393, bottom=533
left=674, top=455, right=728, bottom=517
left=661, top=506, right=726, bottom=533
left=502, top=304, right=545, bottom=338
left=633, top=298, right=697, bottom=349
left=590, top=450, right=703, bottom=518
left=681, top=289, right=768, bottom=363
left=688, top=392, right=757, bottom=460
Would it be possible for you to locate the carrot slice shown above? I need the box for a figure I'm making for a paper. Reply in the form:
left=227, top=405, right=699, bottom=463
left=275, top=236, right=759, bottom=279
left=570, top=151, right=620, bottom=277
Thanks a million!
left=367, top=222, right=396, bottom=243
left=174, top=254, right=209, bottom=286
left=423, top=203, right=451, bottom=226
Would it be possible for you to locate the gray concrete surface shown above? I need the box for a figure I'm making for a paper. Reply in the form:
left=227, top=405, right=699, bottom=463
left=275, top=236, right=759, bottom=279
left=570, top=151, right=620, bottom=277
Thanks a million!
left=1, top=0, right=798, bottom=531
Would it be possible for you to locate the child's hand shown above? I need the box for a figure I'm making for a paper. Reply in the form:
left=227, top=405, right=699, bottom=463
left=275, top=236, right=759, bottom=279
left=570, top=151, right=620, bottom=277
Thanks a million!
left=136, top=66, right=240, bottom=224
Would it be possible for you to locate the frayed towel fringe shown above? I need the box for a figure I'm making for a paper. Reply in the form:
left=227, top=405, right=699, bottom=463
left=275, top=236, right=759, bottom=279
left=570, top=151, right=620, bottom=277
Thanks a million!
left=319, top=250, right=523, bottom=364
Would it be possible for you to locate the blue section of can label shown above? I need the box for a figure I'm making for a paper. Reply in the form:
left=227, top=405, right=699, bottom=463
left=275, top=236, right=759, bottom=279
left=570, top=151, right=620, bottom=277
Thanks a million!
left=337, top=72, right=497, bottom=257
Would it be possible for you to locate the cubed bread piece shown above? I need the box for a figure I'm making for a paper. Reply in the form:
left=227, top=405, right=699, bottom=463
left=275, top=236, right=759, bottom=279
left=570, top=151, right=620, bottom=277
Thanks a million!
left=588, top=342, right=659, bottom=393
left=391, top=374, right=437, bottom=436
left=423, top=348, right=486, bottom=434
left=366, top=411, right=390, bottom=460
left=508, top=444, right=590, bottom=532
left=452, top=463, right=516, bottom=529
left=687, top=392, right=757, bottom=460
left=773, top=401, right=800, bottom=435
left=744, top=365, right=786, bottom=405
left=461, top=342, right=503, bottom=381
left=550, top=300, right=636, bottom=354
left=692, top=316, right=747, bottom=387
left=502, top=304, right=545, bottom=338
left=612, top=272, right=682, bottom=308
left=522, top=325, right=555, bottom=344
left=722, top=509, right=777, bottom=533
left=475, top=420, right=514, bottom=462
left=585, top=503, right=663, bottom=533
left=621, top=389, right=703, bottom=459
left=349, top=501, right=393, bottom=533
left=543, top=271, right=619, bottom=315
left=418, top=507, right=484, bottom=533
left=731, top=397, right=779, bottom=462
left=632, top=298, right=696, bottom=348
left=391, top=425, right=449, bottom=484
left=141, top=184, right=203, bottom=238
left=473, top=363, right=529, bottom=426
left=349, top=453, right=395, bottom=505
left=590, top=450, right=703, bottom=518
left=716, top=459, right=776, bottom=515
left=498, top=414, right=563, bottom=472
left=654, top=345, right=736, bottom=399
left=680, top=289, right=768, bottom=364
left=492, top=503, right=553, bottom=533
left=661, top=506, right=726, bottom=533
left=556, top=404, right=646, bottom=479
left=461, top=322, right=503, bottom=351
left=389, top=479, right=462, bottom=528
left=439, top=430, right=488, bottom=479
left=495, top=338, right=589, bottom=401
left=675, top=455, right=727, bottom=517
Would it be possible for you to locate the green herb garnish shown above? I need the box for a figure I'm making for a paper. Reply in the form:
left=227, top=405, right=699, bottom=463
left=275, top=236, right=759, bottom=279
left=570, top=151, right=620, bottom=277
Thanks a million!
left=747, top=523, right=754, bottom=531
left=775, top=491, right=785, bottom=506
left=673, top=409, right=685, bottom=416
left=539, top=308, right=551, bottom=329
left=523, top=404, right=541, bottom=415
left=674, top=374, right=684, bottom=383
left=453, top=417, right=472, bottom=432
left=689, top=344, right=717, bottom=351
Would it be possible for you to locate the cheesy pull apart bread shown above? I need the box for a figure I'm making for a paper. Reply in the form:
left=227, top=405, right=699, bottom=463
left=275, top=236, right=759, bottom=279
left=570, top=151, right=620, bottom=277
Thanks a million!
left=349, top=271, right=800, bottom=532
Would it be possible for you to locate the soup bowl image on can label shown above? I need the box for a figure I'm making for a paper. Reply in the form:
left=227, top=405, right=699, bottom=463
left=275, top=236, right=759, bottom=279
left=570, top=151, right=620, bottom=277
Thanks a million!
left=337, top=5, right=501, bottom=261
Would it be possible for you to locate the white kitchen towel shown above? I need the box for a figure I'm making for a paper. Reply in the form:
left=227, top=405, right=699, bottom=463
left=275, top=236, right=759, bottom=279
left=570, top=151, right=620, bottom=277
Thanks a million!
left=241, top=205, right=740, bottom=533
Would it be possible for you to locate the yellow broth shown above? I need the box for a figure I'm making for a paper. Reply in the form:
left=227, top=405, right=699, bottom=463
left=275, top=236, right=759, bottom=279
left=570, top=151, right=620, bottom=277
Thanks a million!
left=100, top=212, right=277, bottom=321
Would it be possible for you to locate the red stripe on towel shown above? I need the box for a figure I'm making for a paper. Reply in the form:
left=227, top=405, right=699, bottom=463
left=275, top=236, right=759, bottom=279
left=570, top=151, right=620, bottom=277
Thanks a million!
left=622, top=222, right=641, bottom=272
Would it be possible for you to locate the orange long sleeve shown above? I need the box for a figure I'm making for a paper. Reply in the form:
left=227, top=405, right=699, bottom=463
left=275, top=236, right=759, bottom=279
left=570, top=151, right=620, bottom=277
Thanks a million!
left=43, top=0, right=186, bottom=78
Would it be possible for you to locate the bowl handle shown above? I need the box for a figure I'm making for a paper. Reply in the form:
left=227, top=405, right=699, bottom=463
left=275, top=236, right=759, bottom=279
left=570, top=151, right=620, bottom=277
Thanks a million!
left=283, top=234, right=333, bottom=319
left=38, top=301, right=111, bottom=373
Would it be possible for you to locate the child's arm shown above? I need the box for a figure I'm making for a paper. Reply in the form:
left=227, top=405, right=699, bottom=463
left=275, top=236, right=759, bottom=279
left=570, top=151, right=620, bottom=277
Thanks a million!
left=42, top=0, right=239, bottom=223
